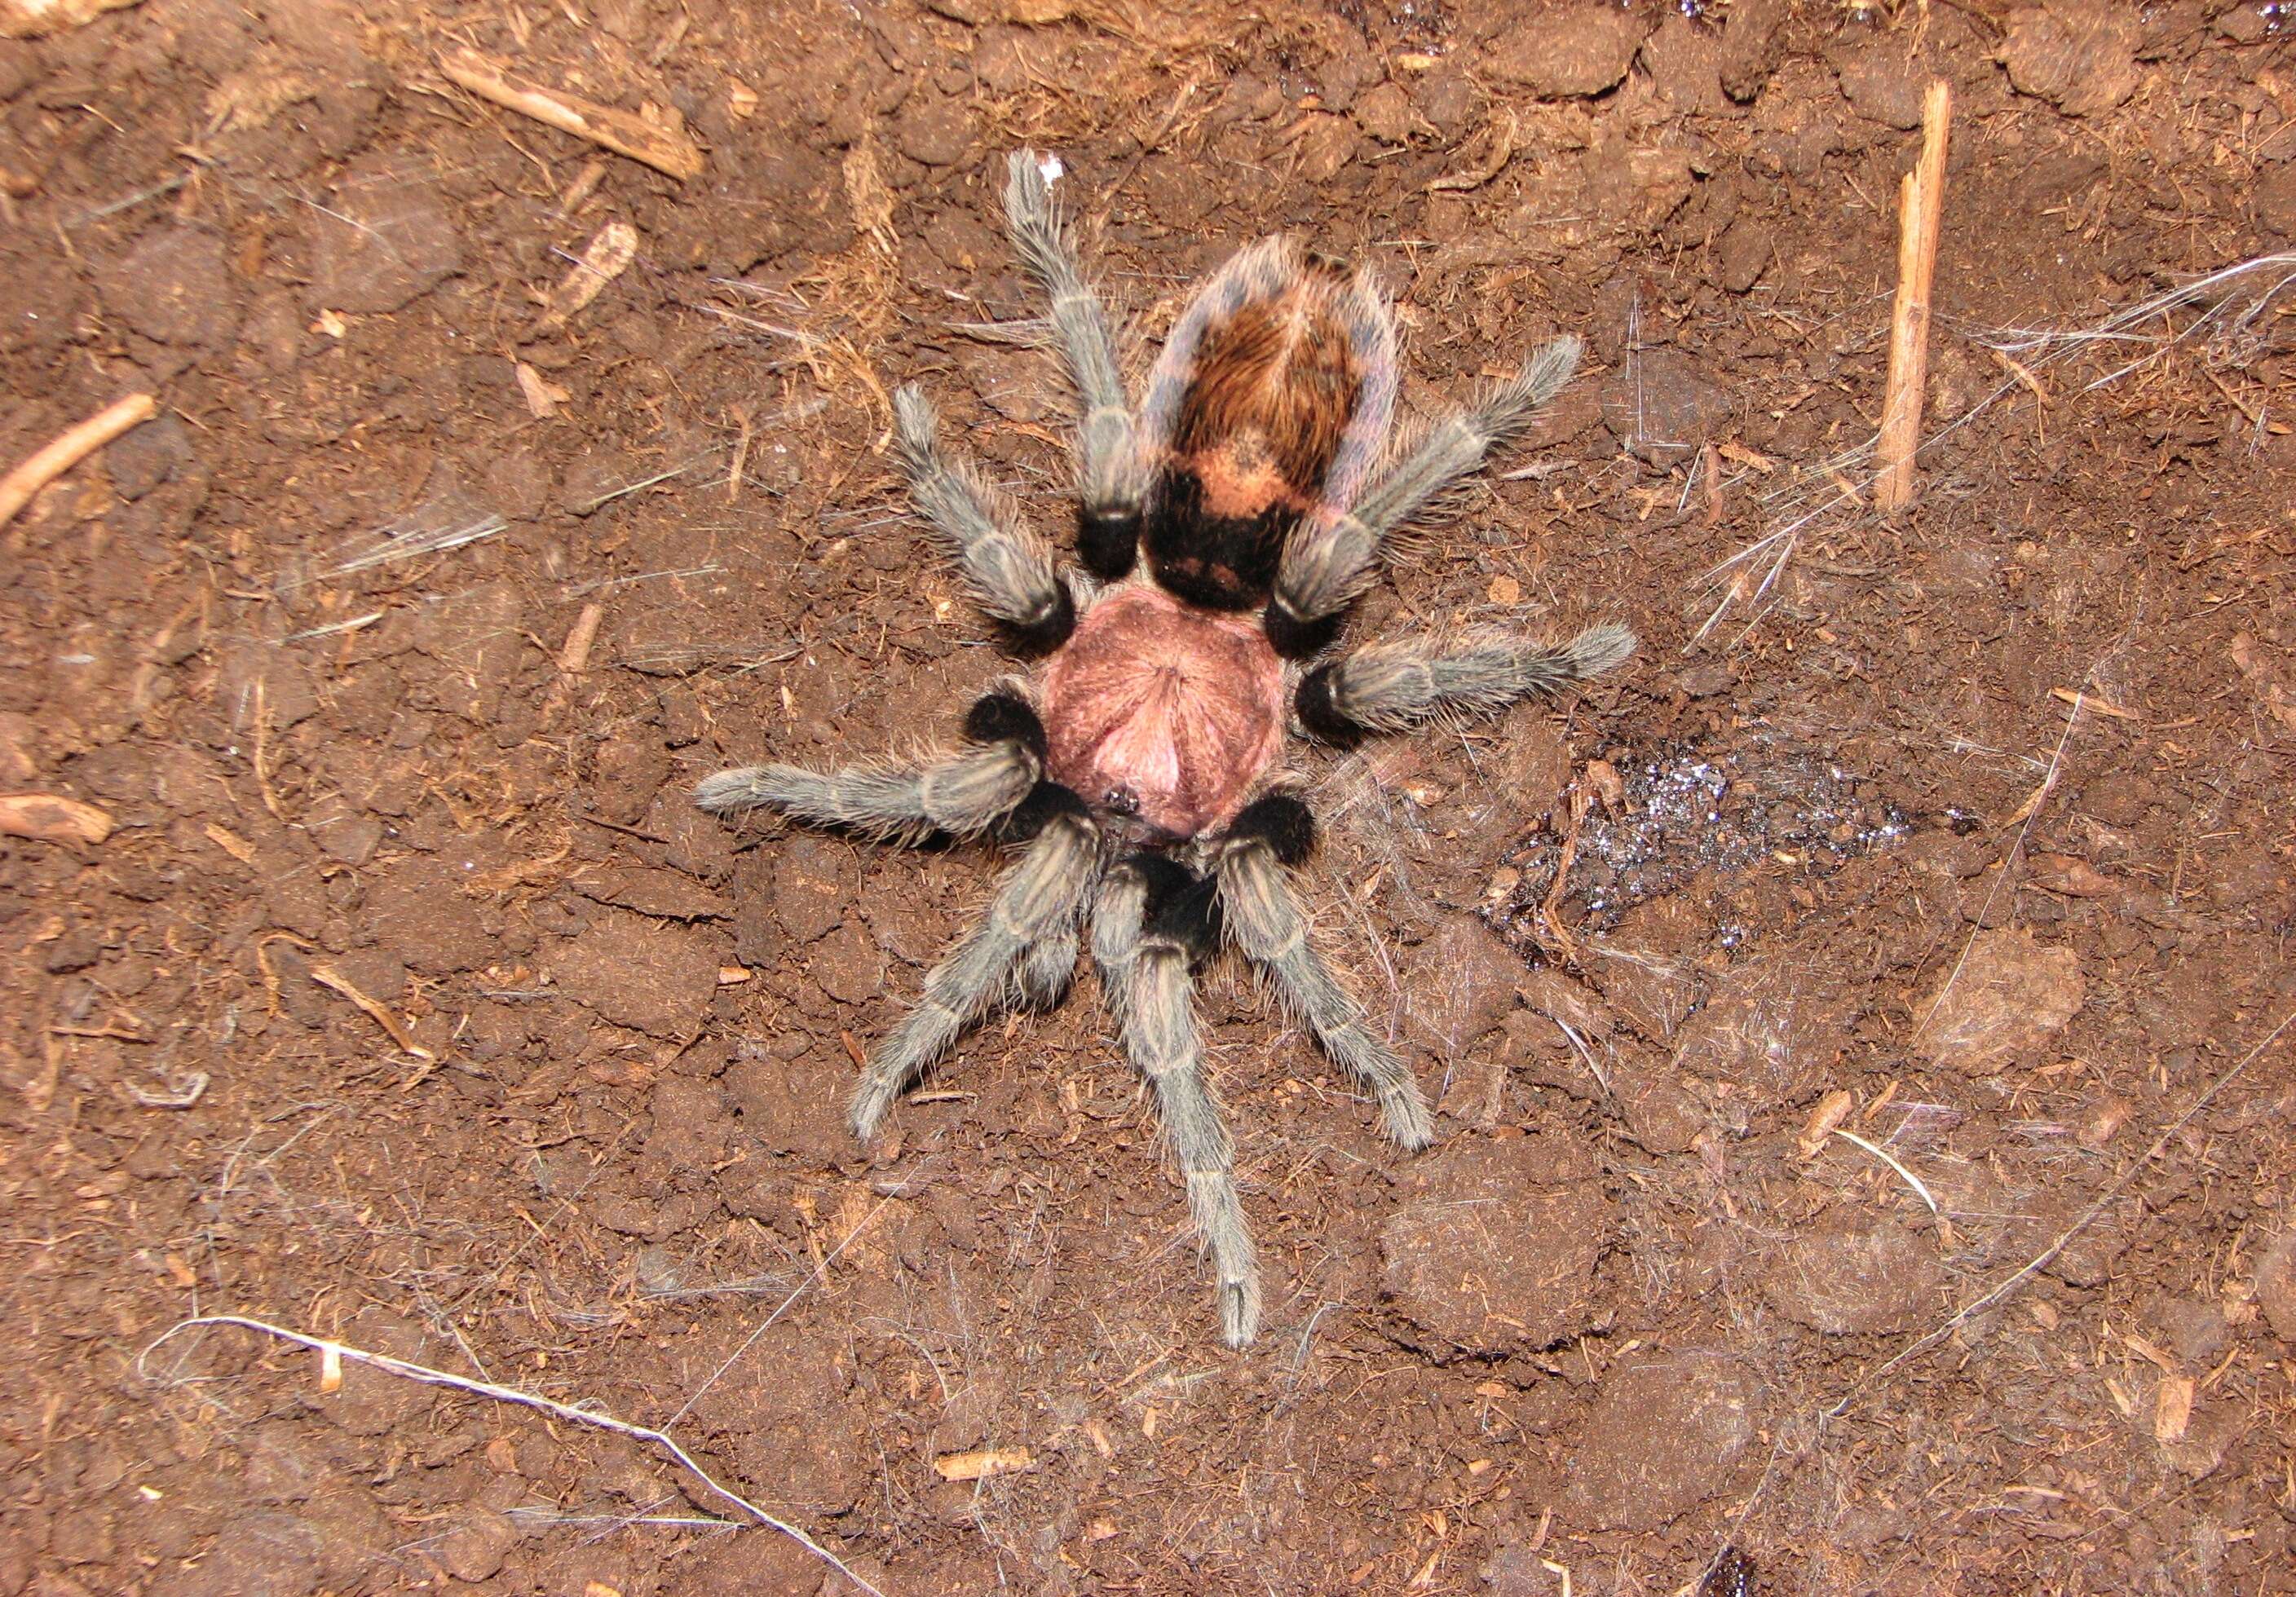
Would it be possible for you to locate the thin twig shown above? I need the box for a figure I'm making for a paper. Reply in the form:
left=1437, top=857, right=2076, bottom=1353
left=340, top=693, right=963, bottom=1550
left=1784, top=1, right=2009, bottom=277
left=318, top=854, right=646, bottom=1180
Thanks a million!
left=0, top=392, right=156, bottom=532
left=439, top=48, right=704, bottom=181
left=1696, top=249, right=2296, bottom=642
left=138, top=1315, right=885, bottom=1596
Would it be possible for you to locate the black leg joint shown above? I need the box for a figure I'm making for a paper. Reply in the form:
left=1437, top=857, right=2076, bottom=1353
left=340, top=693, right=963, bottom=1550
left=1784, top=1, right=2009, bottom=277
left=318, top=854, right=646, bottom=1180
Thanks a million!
left=1225, top=793, right=1315, bottom=866
left=1131, top=854, right=1222, bottom=965
left=996, top=779, right=1090, bottom=844
left=1262, top=598, right=1344, bottom=661
left=1078, top=507, right=1140, bottom=581
left=963, top=691, right=1049, bottom=763
left=997, top=580, right=1076, bottom=657
left=1293, top=663, right=1366, bottom=748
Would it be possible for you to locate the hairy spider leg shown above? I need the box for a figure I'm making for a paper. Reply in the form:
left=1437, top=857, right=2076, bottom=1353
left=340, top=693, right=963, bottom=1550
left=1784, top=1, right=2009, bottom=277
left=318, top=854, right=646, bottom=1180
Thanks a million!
left=1296, top=620, right=1637, bottom=747
left=1093, top=855, right=1261, bottom=1346
left=1003, top=150, right=1144, bottom=581
left=694, top=690, right=1050, bottom=845
left=851, top=788, right=1102, bottom=1140
left=891, top=384, right=1075, bottom=655
left=1214, top=795, right=1433, bottom=1150
left=1268, top=335, right=1585, bottom=660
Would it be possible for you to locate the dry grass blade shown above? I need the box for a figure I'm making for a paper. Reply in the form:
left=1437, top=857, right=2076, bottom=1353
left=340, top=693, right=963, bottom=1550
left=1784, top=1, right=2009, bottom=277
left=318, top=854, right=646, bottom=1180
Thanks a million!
left=309, top=962, right=435, bottom=1062
left=137, top=1316, right=885, bottom=1597
left=294, top=498, right=510, bottom=587
left=1831, top=1127, right=1954, bottom=1250
left=663, top=1171, right=925, bottom=1427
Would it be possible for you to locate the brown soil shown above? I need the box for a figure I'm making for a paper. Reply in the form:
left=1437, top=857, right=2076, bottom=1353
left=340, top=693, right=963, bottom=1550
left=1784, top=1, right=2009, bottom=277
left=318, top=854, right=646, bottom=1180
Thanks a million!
left=2, top=1, right=2294, bottom=1594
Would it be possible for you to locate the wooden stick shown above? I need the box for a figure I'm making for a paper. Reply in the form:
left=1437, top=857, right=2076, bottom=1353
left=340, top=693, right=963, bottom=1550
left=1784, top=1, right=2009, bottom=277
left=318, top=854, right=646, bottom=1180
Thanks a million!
left=557, top=602, right=605, bottom=673
left=1875, top=80, right=1951, bottom=514
left=0, top=392, right=154, bottom=531
left=441, top=48, right=704, bottom=183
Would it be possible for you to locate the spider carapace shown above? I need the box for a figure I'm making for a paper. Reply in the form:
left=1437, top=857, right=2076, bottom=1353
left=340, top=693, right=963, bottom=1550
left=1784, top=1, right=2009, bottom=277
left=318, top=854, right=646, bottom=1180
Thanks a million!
left=700, top=152, right=1632, bottom=1346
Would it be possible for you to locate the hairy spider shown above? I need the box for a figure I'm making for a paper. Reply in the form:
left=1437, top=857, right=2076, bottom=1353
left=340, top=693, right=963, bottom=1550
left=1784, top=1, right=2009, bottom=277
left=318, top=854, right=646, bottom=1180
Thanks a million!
left=699, top=152, right=1633, bottom=1347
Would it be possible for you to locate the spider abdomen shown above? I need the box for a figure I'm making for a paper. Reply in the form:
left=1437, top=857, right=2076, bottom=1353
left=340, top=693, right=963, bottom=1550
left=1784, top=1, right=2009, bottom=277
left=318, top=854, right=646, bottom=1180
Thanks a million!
left=1137, top=242, right=1397, bottom=616
left=1038, top=585, right=1285, bottom=842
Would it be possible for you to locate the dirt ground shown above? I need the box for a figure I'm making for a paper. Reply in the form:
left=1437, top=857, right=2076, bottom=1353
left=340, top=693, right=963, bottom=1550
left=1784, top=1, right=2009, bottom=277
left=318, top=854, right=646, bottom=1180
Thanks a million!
left=2, top=0, right=2294, bottom=1592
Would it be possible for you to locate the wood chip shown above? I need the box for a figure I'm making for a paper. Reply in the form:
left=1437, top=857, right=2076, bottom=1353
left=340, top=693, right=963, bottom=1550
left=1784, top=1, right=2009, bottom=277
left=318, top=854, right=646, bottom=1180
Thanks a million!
left=931, top=1447, right=1032, bottom=1481
left=2030, top=853, right=2115, bottom=898
left=0, top=792, right=114, bottom=845
left=1583, top=758, right=1624, bottom=811
left=2153, top=1373, right=2194, bottom=1444
left=842, top=135, right=895, bottom=253
left=1486, top=573, right=1521, bottom=605
left=2122, top=1331, right=2175, bottom=1372
left=543, top=220, right=639, bottom=326
left=516, top=362, right=571, bottom=418
left=441, top=49, right=704, bottom=182
left=204, top=822, right=257, bottom=863
left=318, top=1340, right=343, bottom=1393
left=1717, top=439, right=1777, bottom=473
left=1798, top=1087, right=1855, bottom=1158
left=557, top=602, right=605, bottom=673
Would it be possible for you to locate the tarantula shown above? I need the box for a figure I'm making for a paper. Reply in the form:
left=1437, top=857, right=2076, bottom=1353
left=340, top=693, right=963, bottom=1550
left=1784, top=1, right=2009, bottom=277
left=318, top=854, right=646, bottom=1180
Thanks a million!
left=699, top=152, right=1632, bottom=1347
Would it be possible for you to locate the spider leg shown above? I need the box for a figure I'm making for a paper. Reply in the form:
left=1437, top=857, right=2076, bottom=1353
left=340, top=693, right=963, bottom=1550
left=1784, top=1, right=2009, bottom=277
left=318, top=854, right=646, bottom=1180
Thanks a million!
left=891, top=384, right=1075, bottom=655
left=1013, top=915, right=1082, bottom=1010
left=1094, top=858, right=1261, bottom=1347
left=851, top=791, right=1100, bottom=1140
left=695, top=691, right=1047, bottom=845
left=1266, top=335, right=1584, bottom=659
left=1004, top=149, right=1142, bottom=580
left=1214, top=796, right=1433, bottom=1150
left=1296, top=621, right=1636, bottom=744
